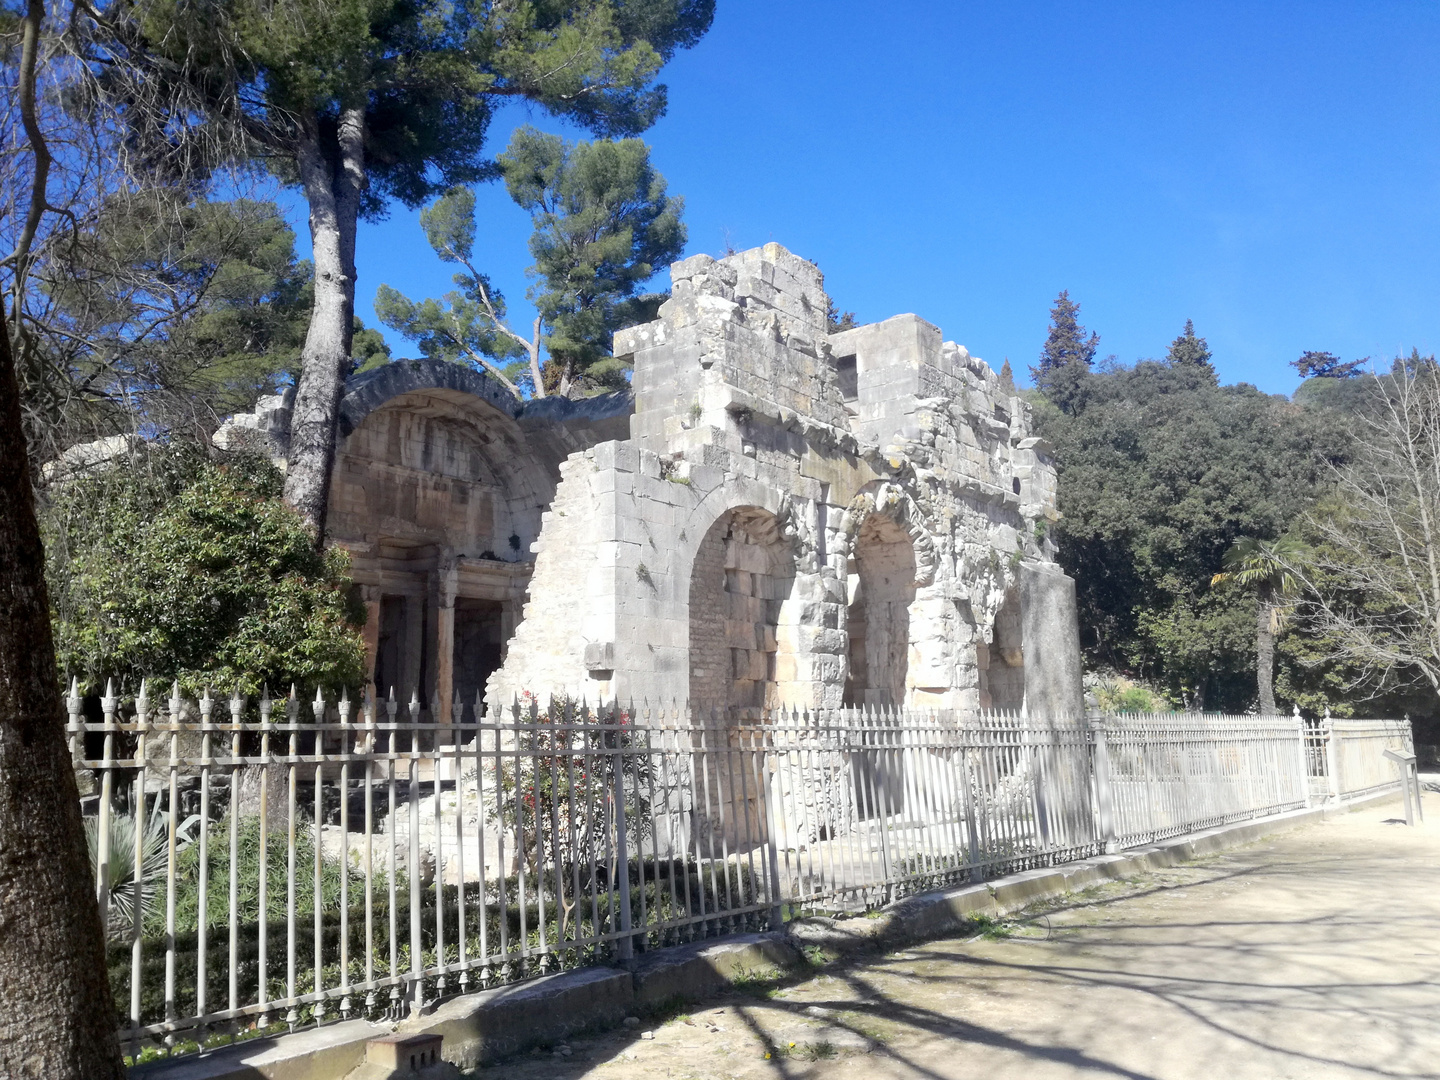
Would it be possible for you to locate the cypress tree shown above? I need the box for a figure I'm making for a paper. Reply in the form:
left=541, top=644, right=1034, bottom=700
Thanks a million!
left=1032, top=291, right=1098, bottom=413
left=1167, top=319, right=1217, bottom=383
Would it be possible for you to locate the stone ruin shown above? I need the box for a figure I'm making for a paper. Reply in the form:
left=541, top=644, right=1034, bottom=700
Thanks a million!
left=217, top=242, right=1083, bottom=722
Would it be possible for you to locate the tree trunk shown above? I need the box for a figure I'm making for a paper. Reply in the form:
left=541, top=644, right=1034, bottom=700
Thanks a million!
left=528, top=315, right=545, bottom=398
left=1257, top=598, right=1277, bottom=715
left=283, top=108, right=366, bottom=540
left=7, top=0, right=51, bottom=319
left=0, top=307, right=125, bottom=1077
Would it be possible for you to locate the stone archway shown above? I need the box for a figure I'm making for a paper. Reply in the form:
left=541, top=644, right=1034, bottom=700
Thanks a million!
left=684, top=505, right=801, bottom=855
left=687, top=506, right=797, bottom=719
left=835, top=483, right=937, bottom=590
left=844, top=513, right=918, bottom=708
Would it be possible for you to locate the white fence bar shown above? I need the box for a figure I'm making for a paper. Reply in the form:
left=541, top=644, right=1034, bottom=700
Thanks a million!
left=64, top=688, right=1409, bottom=1060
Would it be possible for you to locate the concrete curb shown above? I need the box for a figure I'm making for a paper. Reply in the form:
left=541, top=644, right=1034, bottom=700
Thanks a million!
left=413, top=965, right=635, bottom=1070
left=134, top=792, right=1398, bottom=1080
left=628, top=932, right=801, bottom=1011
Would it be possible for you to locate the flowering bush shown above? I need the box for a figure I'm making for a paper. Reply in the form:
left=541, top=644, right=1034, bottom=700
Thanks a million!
left=484, top=694, right=654, bottom=881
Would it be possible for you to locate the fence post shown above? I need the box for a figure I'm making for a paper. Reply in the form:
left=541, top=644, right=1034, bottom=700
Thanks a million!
left=1297, top=711, right=1313, bottom=809
left=89, top=679, right=112, bottom=929
left=611, top=712, right=635, bottom=965
left=758, top=724, right=784, bottom=931
left=872, top=709, right=895, bottom=901
left=1322, top=708, right=1341, bottom=803
left=1089, top=711, right=1116, bottom=854
left=409, top=692, right=423, bottom=1017
left=1405, top=715, right=1424, bottom=823
left=961, top=742, right=982, bottom=881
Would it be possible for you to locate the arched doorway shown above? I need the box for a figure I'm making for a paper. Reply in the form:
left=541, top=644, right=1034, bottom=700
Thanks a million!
left=687, top=506, right=797, bottom=719
left=686, top=505, right=797, bottom=855
left=844, top=513, right=918, bottom=708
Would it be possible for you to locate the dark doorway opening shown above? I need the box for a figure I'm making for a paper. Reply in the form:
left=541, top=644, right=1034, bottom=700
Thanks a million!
left=375, top=595, right=408, bottom=698
left=454, top=599, right=505, bottom=709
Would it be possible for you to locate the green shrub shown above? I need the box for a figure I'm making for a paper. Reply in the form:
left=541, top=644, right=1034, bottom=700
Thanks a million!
left=1093, top=675, right=1172, bottom=713
left=45, top=446, right=364, bottom=695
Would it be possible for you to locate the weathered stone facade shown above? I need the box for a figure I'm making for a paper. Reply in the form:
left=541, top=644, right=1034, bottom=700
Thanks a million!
left=217, top=361, right=630, bottom=721
left=218, top=242, right=1083, bottom=720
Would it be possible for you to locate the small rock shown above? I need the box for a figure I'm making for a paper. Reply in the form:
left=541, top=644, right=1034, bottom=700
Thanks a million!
left=641, top=1030, right=655, bottom=1040
left=804, top=1006, right=835, bottom=1018
left=623, top=1016, right=641, bottom=1029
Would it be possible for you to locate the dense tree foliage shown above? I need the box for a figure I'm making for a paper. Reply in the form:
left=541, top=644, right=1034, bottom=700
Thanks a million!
left=504, top=127, right=685, bottom=394
left=8, top=184, right=388, bottom=464
left=1034, top=329, right=1350, bottom=711
left=65, top=0, right=713, bottom=532
left=1165, top=319, right=1216, bottom=381
left=376, top=126, right=685, bottom=398
left=44, top=448, right=365, bottom=696
left=38, top=196, right=310, bottom=442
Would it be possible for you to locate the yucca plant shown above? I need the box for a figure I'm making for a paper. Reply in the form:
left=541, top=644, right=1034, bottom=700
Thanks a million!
left=85, top=799, right=200, bottom=940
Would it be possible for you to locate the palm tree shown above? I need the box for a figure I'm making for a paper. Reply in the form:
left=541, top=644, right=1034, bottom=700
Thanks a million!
left=84, top=799, right=199, bottom=940
left=1211, top=538, right=1306, bottom=714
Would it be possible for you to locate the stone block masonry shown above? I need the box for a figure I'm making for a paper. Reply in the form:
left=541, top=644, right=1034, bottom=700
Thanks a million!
left=492, top=242, right=1079, bottom=715
left=216, top=242, right=1080, bottom=721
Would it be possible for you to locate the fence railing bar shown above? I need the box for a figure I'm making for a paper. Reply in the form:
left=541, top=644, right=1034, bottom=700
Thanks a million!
left=407, top=692, right=422, bottom=1017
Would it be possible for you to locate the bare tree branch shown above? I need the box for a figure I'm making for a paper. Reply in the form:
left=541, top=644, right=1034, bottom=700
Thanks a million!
left=1283, top=363, right=1440, bottom=698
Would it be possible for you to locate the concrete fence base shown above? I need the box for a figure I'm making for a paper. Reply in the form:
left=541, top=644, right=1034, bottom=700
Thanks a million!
left=133, top=790, right=1401, bottom=1080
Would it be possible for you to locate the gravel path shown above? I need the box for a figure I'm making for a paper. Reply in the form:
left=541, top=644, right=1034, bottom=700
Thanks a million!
left=470, top=800, right=1440, bottom=1080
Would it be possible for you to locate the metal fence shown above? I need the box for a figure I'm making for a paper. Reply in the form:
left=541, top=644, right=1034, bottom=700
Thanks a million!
left=1308, top=715, right=1414, bottom=801
left=64, top=683, right=1409, bottom=1059
left=764, top=709, right=1101, bottom=911
left=1096, top=713, right=1310, bottom=848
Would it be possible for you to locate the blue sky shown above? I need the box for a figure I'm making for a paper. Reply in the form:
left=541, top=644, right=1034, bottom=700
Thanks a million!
left=302, top=1, right=1440, bottom=396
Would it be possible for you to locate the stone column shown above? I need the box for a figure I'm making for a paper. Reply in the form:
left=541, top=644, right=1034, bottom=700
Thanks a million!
left=434, top=559, right=459, bottom=728
left=1019, top=563, right=1085, bottom=718
left=360, top=584, right=383, bottom=692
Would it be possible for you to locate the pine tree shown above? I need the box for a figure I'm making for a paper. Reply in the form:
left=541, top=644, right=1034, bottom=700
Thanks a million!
left=82, top=0, right=715, bottom=538
left=1292, top=350, right=1364, bottom=379
left=825, top=298, right=858, bottom=335
left=999, top=358, right=1016, bottom=393
left=1032, top=291, right=1098, bottom=413
left=377, top=128, right=686, bottom=399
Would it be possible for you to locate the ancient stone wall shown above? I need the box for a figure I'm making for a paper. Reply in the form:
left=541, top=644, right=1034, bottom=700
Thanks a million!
left=490, top=242, right=1081, bottom=717
left=215, top=360, right=630, bottom=714
left=214, top=245, right=1082, bottom=721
